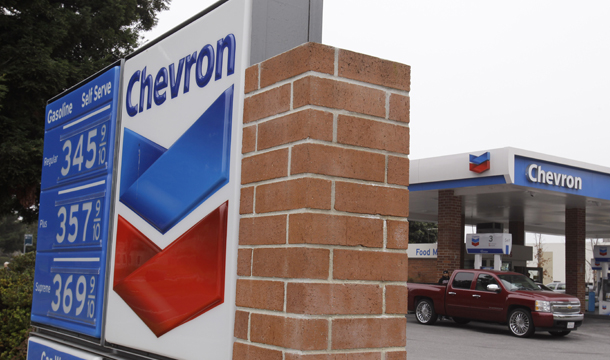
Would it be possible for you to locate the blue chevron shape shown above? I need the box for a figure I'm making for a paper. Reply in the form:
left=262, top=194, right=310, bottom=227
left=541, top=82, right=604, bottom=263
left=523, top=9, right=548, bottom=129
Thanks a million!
left=120, top=129, right=167, bottom=198
left=120, top=85, right=234, bottom=234
left=470, top=152, right=490, bottom=165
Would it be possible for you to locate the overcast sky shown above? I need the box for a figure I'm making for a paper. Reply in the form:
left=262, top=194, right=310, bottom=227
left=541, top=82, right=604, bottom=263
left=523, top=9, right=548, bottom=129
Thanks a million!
left=143, top=0, right=610, bottom=168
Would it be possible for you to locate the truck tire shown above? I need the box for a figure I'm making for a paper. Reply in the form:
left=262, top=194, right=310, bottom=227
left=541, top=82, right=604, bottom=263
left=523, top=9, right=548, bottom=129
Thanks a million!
left=549, top=330, right=571, bottom=337
left=508, top=308, right=535, bottom=338
left=415, top=299, right=437, bottom=325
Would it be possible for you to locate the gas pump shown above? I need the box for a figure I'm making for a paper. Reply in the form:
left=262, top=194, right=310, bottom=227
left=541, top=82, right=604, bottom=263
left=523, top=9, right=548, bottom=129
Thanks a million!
left=466, top=233, right=512, bottom=270
left=590, top=259, right=603, bottom=312
left=593, top=245, right=610, bottom=315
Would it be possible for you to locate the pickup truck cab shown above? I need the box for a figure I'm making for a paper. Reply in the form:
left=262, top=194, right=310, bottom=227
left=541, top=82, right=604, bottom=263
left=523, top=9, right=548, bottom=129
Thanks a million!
left=408, top=269, right=583, bottom=337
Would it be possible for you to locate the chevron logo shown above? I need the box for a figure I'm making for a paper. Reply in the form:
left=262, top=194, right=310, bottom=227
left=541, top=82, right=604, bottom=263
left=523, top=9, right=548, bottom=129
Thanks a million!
left=469, top=152, right=490, bottom=173
left=114, top=86, right=233, bottom=337
left=472, top=236, right=480, bottom=247
left=120, top=86, right=233, bottom=234
left=114, top=204, right=227, bottom=337
left=601, top=247, right=608, bottom=256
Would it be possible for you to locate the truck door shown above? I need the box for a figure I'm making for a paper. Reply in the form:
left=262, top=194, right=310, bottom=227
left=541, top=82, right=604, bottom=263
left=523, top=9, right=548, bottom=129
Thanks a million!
left=446, top=271, right=475, bottom=318
left=469, top=273, right=505, bottom=322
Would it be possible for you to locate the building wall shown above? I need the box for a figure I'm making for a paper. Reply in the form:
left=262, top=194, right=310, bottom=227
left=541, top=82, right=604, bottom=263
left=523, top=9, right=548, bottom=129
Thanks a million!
left=408, top=258, right=438, bottom=283
left=528, top=242, right=565, bottom=283
left=528, top=239, right=607, bottom=284
left=542, top=251, right=554, bottom=284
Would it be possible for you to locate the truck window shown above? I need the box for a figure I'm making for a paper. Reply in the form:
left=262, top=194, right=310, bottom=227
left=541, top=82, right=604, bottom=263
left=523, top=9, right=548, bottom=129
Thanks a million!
left=497, top=274, right=538, bottom=291
left=475, top=274, right=499, bottom=291
left=452, top=272, right=474, bottom=289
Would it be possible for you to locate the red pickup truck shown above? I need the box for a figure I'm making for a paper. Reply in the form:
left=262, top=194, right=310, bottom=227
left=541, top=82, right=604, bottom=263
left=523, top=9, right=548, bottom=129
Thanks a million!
left=407, top=269, right=584, bottom=337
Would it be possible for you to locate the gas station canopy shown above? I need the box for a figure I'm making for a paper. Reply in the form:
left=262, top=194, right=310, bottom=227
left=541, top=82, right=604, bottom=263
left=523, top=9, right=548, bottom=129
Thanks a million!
left=409, top=147, right=610, bottom=238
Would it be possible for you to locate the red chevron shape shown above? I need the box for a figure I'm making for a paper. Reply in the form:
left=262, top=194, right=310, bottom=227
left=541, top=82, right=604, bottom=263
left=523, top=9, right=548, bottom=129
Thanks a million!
left=113, top=202, right=228, bottom=337
left=114, top=217, right=161, bottom=285
left=470, top=160, right=490, bottom=173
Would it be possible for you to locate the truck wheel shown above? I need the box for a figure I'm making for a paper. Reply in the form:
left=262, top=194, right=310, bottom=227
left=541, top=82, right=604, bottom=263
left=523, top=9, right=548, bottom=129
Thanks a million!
left=415, top=299, right=437, bottom=325
left=508, top=308, right=535, bottom=338
left=549, top=331, right=571, bottom=337
left=453, top=317, right=470, bottom=325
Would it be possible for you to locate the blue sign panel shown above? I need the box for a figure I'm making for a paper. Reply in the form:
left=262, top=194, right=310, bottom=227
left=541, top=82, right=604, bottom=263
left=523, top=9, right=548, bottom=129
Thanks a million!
left=45, top=69, right=118, bottom=132
left=31, top=253, right=104, bottom=335
left=514, top=155, right=610, bottom=201
left=28, top=337, right=103, bottom=360
left=467, top=248, right=504, bottom=254
left=40, top=103, right=115, bottom=190
left=31, top=66, right=120, bottom=338
left=37, top=179, right=110, bottom=252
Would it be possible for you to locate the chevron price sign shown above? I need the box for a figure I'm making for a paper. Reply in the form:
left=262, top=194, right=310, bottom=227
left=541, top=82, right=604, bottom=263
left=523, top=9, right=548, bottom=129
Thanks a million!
left=466, top=233, right=512, bottom=255
left=104, top=1, right=250, bottom=359
left=31, top=66, right=121, bottom=338
left=594, top=245, right=610, bottom=262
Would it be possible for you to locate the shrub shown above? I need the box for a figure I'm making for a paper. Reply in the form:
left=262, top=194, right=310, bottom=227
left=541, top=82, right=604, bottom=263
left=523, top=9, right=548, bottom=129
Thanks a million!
left=0, top=252, right=35, bottom=360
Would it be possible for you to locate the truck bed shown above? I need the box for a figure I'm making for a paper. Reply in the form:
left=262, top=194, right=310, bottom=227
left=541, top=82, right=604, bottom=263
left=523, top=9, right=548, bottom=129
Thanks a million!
left=407, top=282, right=447, bottom=315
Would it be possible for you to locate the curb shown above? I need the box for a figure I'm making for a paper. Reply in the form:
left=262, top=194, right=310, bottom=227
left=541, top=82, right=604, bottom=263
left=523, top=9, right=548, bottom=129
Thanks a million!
left=584, top=312, right=610, bottom=320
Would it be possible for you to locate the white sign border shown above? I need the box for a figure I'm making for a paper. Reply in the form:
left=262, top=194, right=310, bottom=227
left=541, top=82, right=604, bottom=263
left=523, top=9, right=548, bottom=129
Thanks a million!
left=103, top=1, right=251, bottom=359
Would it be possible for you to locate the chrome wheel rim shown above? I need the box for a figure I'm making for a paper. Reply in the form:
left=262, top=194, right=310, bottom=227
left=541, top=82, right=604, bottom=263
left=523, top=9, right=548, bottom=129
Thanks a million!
left=509, top=311, right=530, bottom=336
left=416, top=301, right=432, bottom=323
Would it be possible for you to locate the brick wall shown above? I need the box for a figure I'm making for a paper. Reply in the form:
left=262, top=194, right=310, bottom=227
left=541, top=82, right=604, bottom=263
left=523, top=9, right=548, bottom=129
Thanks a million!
left=408, top=259, right=438, bottom=283
left=509, top=221, right=525, bottom=246
left=565, top=207, right=586, bottom=305
left=436, top=190, right=463, bottom=278
left=235, top=43, right=410, bottom=359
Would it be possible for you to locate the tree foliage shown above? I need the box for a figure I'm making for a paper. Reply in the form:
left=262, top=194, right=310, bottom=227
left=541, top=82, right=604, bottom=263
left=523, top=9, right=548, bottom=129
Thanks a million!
left=533, top=233, right=550, bottom=282
left=0, top=214, right=36, bottom=254
left=0, top=0, right=170, bottom=223
left=409, top=221, right=438, bottom=243
left=0, top=252, right=35, bottom=360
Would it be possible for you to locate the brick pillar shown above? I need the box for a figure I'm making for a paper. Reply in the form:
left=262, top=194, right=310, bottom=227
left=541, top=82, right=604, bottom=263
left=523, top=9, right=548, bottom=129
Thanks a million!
left=460, top=213, right=465, bottom=268
left=509, top=220, right=525, bottom=246
left=234, top=43, right=410, bottom=360
left=437, top=190, right=463, bottom=277
left=565, top=208, right=586, bottom=304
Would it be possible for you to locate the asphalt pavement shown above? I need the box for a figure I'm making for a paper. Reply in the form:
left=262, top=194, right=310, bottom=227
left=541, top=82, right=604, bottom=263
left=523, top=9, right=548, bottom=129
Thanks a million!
left=406, top=314, right=610, bottom=360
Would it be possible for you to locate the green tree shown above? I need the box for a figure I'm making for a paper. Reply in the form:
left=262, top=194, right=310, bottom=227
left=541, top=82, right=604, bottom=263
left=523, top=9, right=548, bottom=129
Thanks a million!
left=0, top=214, right=36, bottom=254
left=0, top=252, right=35, bottom=360
left=0, top=0, right=170, bottom=223
left=409, top=221, right=438, bottom=243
